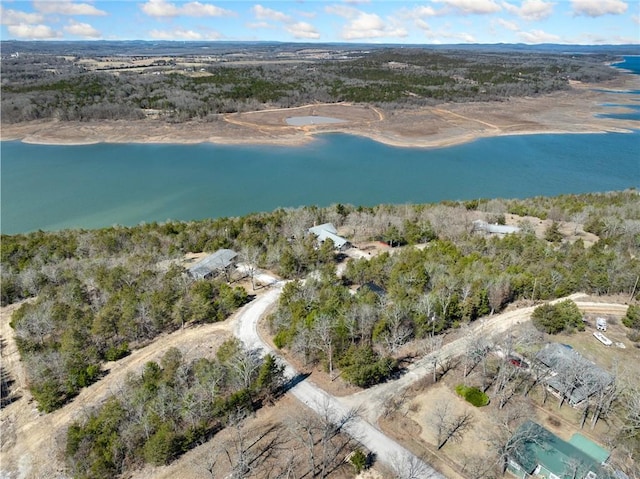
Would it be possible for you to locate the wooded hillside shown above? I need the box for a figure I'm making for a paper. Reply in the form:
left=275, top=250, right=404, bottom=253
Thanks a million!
left=1, top=46, right=619, bottom=123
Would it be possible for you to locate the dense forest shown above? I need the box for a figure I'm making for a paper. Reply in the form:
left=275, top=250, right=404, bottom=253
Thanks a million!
left=1, top=46, right=619, bottom=123
left=3, top=190, right=639, bottom=407
left=2, top=190, right=640, bottom=478
left=65, top=344, right=285, bottom=478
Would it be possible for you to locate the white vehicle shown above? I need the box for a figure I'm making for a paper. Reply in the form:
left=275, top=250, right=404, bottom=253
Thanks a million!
left=596, top=317, right=607, bottom=331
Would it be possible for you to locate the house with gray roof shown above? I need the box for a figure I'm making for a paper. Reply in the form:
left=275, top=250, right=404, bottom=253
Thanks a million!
left=188, top=249, right=238, bottom=280
left=535, top=343, right=614, bottom=408
left=308, top=223, right=350, bottom=250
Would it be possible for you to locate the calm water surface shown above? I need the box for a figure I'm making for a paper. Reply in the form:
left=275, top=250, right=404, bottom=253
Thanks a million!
left=2, top=131, right=639, bottom=234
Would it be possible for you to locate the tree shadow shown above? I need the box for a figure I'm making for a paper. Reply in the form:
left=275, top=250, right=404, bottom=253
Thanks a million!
left=1, top=338, right=21, bottom=408
left=280, top=372, right=311, bottom=394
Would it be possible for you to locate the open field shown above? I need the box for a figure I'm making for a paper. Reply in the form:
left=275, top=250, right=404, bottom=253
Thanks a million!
left=2, top=73, right=638, bottom=148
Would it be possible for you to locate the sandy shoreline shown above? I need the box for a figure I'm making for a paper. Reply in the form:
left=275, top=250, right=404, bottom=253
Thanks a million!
left=2, top=74, right=638, bottom=149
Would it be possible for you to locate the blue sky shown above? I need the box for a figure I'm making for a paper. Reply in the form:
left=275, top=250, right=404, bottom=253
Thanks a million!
left=1, top=0, right=638, bottom=44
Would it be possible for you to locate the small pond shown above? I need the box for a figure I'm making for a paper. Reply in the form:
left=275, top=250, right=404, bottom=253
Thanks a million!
left=285, top=116, right=346, bottom=126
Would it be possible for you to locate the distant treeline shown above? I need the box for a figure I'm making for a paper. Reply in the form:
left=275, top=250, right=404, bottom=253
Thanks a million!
left=1, top=47, right=618, bottom=123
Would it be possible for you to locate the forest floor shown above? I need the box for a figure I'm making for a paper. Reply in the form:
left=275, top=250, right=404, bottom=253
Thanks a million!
left=1, top=73, right=638, bottom=148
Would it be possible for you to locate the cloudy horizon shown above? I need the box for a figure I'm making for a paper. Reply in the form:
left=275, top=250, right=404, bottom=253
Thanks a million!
left=1, top=0, right=638, bottom=45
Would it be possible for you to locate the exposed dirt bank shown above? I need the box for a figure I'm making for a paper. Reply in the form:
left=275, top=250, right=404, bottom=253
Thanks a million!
left=2, top=74, right=638, bottom=148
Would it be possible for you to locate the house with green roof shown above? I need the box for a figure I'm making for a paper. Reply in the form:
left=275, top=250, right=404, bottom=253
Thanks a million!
left=507, top=421, right=613, bottom=479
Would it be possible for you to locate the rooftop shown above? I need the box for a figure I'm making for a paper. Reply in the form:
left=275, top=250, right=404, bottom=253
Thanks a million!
left=511, top=421, right=611, bottom=479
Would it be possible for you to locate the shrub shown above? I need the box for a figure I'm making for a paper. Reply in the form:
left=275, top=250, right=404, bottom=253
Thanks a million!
left=532, top=300, right=584, bottom=334
left=623, top=305, right=640, bottom=330
left=455, top=384, right=489, bottom=407
left=143, top=423, right=179, bottom=466
left=349, top=449, right=369, bottom=473
left=338, top=346, right=397, bottom=388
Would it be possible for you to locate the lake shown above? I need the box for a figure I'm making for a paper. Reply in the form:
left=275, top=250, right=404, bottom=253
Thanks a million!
left=1, top=131, right=639, bottom=235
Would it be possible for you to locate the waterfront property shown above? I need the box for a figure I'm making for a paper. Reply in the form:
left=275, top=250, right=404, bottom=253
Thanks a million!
left=188, top=249, right=237, bottom=280
left=308, top=223, right=350, bottom=250
left=507, top=421, right=611, bottom=479
left=535, top=343, right=614, bottom=408
left=472, top=219, right=521, bottom=235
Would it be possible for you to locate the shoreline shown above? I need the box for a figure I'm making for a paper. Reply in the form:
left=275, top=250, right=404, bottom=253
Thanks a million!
left=1, top=74, right=639, bottom=149
left=3, top=119, right=636, bottom=150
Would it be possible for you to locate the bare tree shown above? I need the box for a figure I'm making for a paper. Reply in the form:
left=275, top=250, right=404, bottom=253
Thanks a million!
left=390, top=451, right=438, bottom=479
left=287, top=399, right=358, bottom=478
left=382, top=304, right=413, bottom=353
left=240, top=245, right=261, bottom=291
left=430, top=401, right=474, bottom=450
left=460, top=326, right=490, bottom=378
left=229, top=348, right=261, bottom=390
left=312, top=314, right=336, bottom=379
left=488, top=278, right=511, bottom=315
left=486, top=406, right=539, bottom=475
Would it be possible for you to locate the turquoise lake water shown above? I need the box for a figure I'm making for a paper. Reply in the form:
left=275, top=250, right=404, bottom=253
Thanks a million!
left=2, top=131, right=639, bottom=234
left=1, top=55, right=639, bottom=235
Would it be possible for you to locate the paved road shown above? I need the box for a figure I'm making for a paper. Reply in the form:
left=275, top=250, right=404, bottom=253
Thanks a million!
left=233, top=284, right=445, bottom=478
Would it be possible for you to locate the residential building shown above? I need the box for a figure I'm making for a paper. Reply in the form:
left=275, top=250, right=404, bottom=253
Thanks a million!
left=308, top=223, right=350, bottom=250
left=188, top=249, right=237, bottom=280
left=507, top=421, right=612, bottom=479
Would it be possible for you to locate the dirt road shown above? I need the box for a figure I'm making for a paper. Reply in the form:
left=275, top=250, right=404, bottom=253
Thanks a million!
left=340, top=294, right=630, bottom=424
left=0, top=302, right=236, bottom=478
left=1, top=275, right=630, bottom=479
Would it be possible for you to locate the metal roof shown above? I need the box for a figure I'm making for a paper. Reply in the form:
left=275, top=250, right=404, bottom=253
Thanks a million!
left=188, top=249, right=237, bottom=278
left=308, top=223, right=349, bottom=249
left=472, top=219, right=520, bottom=234
left=536, top=343, right=614, bottom=406
left=569, top=434, right=611, bottom=465
left=511, top=421, right=611, bottom=479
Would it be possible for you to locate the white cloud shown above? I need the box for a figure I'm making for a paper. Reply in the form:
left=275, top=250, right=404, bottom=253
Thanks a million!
left=141, top=0, right=179, bottom=17
left=571, top=0, right=628, bottom=17
left=0, top=7, right=45, bottom=25
left=325, top=4, right=358, bottom=19
left=149, top=28, right=221, bottom=40
left=33, top=1, right=106, bottom=16
left=415, top=18, right=432, bottom=31
left=418, top=25, right=476, bottom=43
left=181, top=2, right=232, bottom=17
left=494, top=17, right=519, bottom=31
left=433, top=0, right=501, bottom=15
left=326, top=4, right=407, bottom=39
left=518, top=28, right=560, bottom=43
left=7, top=23, right=61, bottom=39
left=64, top=19, right=100, bottom=38
left=413, top=5, right=439, bottom=17
left=246, top=21, right=272, bottom=29
left=502, top=0, right=554, bottom=20
left=341, top=11, right=407, bottom=40
left=633, top=14, right=640, bottom=25
left=251, top=4, right=321, bottom=39
left=252, top=4, right=291, bottom=23
left=150, top=28, right=201, bottom=39
left=141, top=0, right=233, bottom=18
left=286, top=21, right=320, bottom=39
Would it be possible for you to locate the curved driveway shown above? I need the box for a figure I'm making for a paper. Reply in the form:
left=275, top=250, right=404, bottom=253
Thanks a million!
left=233, top=282, right=629, bottom=477
left=233, top=284, right=445, bottom=478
